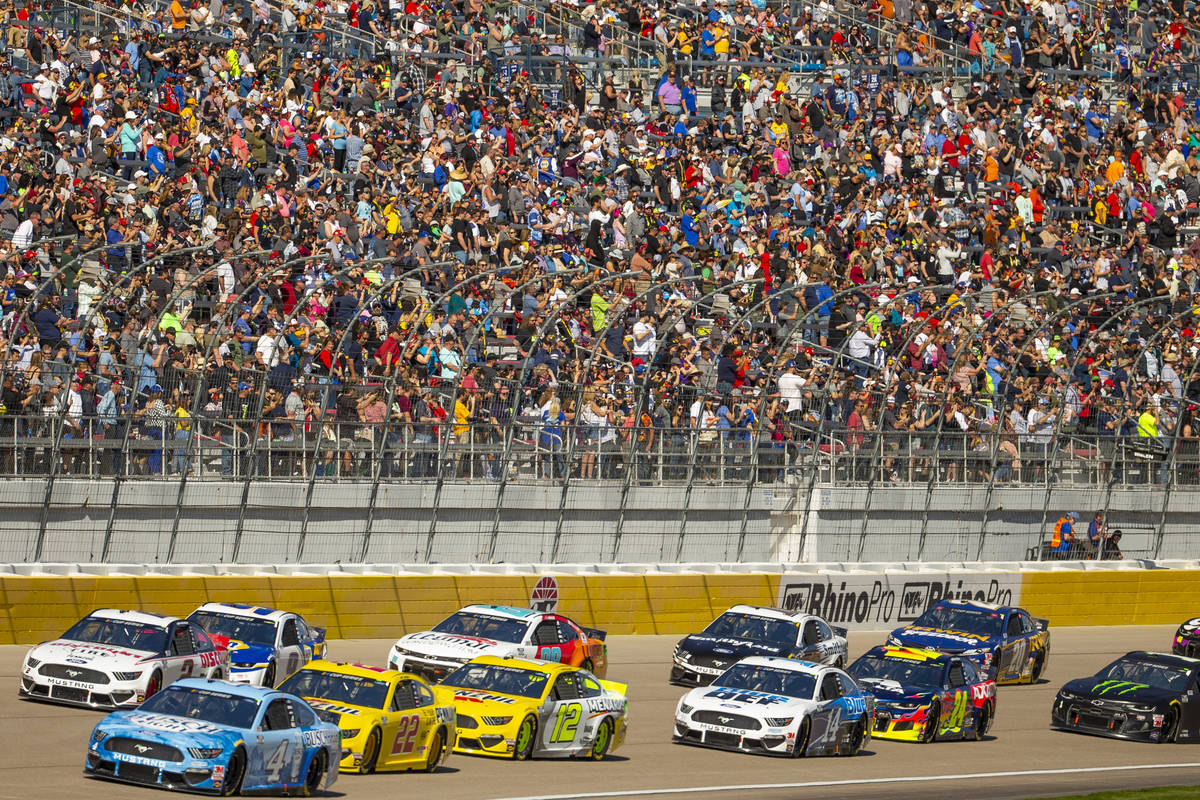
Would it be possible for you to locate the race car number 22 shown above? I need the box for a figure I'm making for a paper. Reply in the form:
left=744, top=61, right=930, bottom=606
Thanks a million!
left=391, top=714, right=421, bottom=755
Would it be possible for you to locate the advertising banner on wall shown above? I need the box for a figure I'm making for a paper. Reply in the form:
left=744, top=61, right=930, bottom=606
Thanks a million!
left=776, top=572, right=1023, bottom=631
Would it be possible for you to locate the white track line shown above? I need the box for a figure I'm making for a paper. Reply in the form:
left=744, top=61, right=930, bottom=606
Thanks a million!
left=489, top=763, right=1200, bottom=800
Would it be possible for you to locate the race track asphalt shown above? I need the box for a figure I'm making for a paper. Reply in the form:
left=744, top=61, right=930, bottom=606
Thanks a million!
left=1, top=625, right=1195, bottom=800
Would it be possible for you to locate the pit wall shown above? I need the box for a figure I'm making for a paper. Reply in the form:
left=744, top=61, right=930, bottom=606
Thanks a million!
left=2, top=565, right=1198, bottom=645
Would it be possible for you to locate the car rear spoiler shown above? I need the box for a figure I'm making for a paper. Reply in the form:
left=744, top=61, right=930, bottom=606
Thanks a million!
left=832, top=625, right=848, bottom=639
left=582, top=627, right=607, bottom=642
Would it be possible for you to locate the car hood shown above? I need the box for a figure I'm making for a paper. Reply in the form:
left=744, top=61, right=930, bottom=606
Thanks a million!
left=218, top=640, right=275, bottom=665
left=304, top=698, right=378, bottom=727
left=685, top=684, right=816, bottom=715
left=852, top=677, right=937, bottom=704
left=435, top=685, right=533, bottom=714
left=1060, top=677, right=1182, bottom=705
left=30, top=639, right=157, bottom=668
left=679, top=634, right=789, bottom=658
left=890, top=626, right=998, bottom=652
left=398, top=631, right=519, bottom=661
left=100, top=710, right=246, bottom=743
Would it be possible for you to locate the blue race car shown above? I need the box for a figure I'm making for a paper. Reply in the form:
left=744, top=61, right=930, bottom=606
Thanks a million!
left=85, top=678, right=341, bottom=796
left=886, top=599, right=1050, bottom=685
left=187, top=603, right=327, bottom=688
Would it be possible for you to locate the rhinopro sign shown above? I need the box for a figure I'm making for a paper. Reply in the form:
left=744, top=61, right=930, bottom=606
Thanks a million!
left=776, top=572, right=1023, bottom=631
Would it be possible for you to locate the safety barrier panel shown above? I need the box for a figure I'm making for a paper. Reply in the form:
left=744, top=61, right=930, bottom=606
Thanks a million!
left=2, top=567, right=1195, bottom=645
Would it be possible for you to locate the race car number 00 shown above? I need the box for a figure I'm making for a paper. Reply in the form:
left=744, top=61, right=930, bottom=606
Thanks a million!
left=551, top=703, right=581, bottom=743
left=391, top=714, right=421, bottom=755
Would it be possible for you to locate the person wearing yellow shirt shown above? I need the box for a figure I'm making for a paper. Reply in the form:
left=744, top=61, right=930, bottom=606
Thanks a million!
left=170, top=0, right=188, bottom=30
left=172, top=393, right=192, bottom=474
left=1105, top=157, right=1124, bottom=184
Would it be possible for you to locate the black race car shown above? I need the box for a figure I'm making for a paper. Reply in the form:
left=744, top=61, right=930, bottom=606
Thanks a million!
left=668, top=605, right=848, bottom=686
left=1051, top=650, right=1200, bottom=742
left=1172, top=618, right=1200, bottom=658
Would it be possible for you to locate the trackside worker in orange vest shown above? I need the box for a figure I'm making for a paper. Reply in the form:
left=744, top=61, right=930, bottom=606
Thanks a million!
left=1051, top=512, right=1079, bottom=556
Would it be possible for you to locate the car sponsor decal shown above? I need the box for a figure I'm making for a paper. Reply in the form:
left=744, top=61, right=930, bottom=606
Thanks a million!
left=435, top=706, right=456, bottom=723
left=704, top=688, right=790, bottom=705
left=1092, top=680, right=1150, bottom=696
left=46, top=677, right=96, bottom=689
left=127, top=713, right=223, bottom=734
left=408, top=632, right=498, bottom=649
left=583, top=696, right=624, bottom=714
left=901, top=627, right=992, bottom=644
left=307, top=701, right=362, bottom=716
left=776, top=573, right=1021, bottom=631
left=971, top=682, right=997, bottom=701
left=111, top=753, right=173, bottom=768
left=453, top=689, right=516, bottom=704
left=302, top=729, right=340, bottom=747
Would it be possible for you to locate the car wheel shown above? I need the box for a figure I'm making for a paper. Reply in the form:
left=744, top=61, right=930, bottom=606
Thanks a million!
left=919, top=701, right=940, bottom=743
left=361, top=728, right=381, bottom=774
left=144, top=671, right=162, bottom=702
left=588, top=718, right=613, bottom=761
left=221, top=747, right=245, bottom=796
left=1030, top=653, right=1045, bottom=684
left=790, top=717, right=811, bottom=758
left=581, top=658, right=594, bottom=673
left=1162, top=709, right=1180, bottom=743
left=973, top=702, right=991, bottom=741
left=209, top=667, right=224, bottom=681
left=842, top=718, right=866, bottom=756
left=833, top=656, right=845, bottom=669
left=303, top=750, right=325, bottom=796
left=513, top=715, right=537, bottom=760
left=423, top=728, right=443, bottom=773
left=262, top=662, right=276, bottom=689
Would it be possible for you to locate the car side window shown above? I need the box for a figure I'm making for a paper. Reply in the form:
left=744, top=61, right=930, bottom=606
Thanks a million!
left=815, top=619, right=833, bottom=641
left=556, top=619, right=577, bottom=643
left=171, top=624, right=195, bottom=656
left=280, top=619, right=300, bottom=647
left=413, top=682, right=435, bottom=708
left=819, top=673, right=841, bottom=701
left=579, top=676, right=603, bottom=699
left=961, top=658, right=980, bottom=683
left=801, top=620, right=820, bottom=646
left=1022, top=613, right=1039, bottom=634
left=552, top=673, right=580, bottom=701
left=294, top=619, right=309, bottom=641
left=289, top=699, right=316, bottom=727
left=391, top=681, right=417, bottom=712
left=1005, top=614, right=1023, bottom=638
left=948, top=661, right=967, bottom=687
left=836, top=673, right=858, bottom=697
left=532, top=620, right=560, bottom=646
left=262, top=699, right=295, bottom=730
left=191, top=627, right=214, bottom=653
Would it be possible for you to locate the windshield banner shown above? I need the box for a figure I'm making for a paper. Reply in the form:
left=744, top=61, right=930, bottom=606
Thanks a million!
left=776, top=572, right=1023, bottom=631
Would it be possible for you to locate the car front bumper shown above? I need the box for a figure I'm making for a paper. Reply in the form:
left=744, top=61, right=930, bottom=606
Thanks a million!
left=85, top=742, right=228, bottom=794
left=672, top=718, right=795, bottom=756
left=871, top=705, right=933, bottom=742
left=20, top=671, right=144, bottom=709
left=388, top=652, right=466, bottom=684
left=1051, top=699, right=1166, bottom=742
left=668, top=660, right=723, bottom=687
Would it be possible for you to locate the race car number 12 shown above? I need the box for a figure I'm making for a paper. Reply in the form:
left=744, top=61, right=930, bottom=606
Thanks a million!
left=551, top=703, right=581, bottom=743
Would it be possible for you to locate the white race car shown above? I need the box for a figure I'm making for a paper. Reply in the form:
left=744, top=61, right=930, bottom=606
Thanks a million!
left=19, top=609, right=227, bottom=709
left=388, top=604, right=609, bottom=683
left=670, top=605, right=849, bottom=686
left=186, top=602, right=327, bottom=687
left=673, top=656, right=874, bottom=757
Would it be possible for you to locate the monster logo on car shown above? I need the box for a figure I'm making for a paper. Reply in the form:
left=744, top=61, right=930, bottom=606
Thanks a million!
left=1092, top=680, right=1150, bottom=695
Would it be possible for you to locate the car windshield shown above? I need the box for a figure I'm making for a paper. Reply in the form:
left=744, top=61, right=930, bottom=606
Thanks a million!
left=703, top=612, right=797, bottom=647
left=911, top=605, right=1004, bottom=638
left=61, top=617, right=168, bottom=653
left=278, top=670, right=390, bottom=709
left=1095, top=658, right=1192, bottom=692
left=432, top=612, right=528, bottom=644
left=714, top=663, right=817, bottom=699
left=188, top=611, right=277, bottom=646
left=848, top=655, right=945, bottom=689
left=443, top=663, right=549, bottom=699
left=137, top=685, right=260, bottom=729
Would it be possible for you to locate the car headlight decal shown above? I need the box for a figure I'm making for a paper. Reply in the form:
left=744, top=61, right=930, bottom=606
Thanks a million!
left=113, top=671, right=143, bottom=681
left=764, top=717, right=793, bottom=727
left=679, top=703, right=694, bottom=715
left=187, top=747, right=223, bottom=759
left=481, top=716, right=513, bottom=726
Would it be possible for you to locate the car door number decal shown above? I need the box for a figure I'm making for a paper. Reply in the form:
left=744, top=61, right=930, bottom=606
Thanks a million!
left=264, top=740, right=290, bottom=783
left=946, top=690, right=968, bottom=730
left=540, top=646, right=563, bottom=663
left=180, top=660, right=194, bottom=678
left=1010, top=637, right=1028, bottom=675
left=391, top=714, right=421, bottom=755
left=551, top=703, right=581, bottom=743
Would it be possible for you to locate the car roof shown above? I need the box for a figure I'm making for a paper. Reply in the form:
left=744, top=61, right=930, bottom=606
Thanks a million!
left=170, top=677, right=279, bottom=701
left=467, top=654, right=575, bottom=675
left=89, top=608, right=178, bottom=627
left=874, top=645, right=953, bottom=664
left=737, top=655, right=825, bottom=675
left=193, top=602, right=289, bottom=622
left=722, top=604, right=806, bottom=623
left=929, top=598, right=1017, bottom=615
left=297, top=659, right=416, bottom=684
left=1121, top=650, right=1200, bottom=670
left=459, top=604, right=544, bottom=621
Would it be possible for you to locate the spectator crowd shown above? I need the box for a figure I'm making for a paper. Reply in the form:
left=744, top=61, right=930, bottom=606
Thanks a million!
left=0, top=0, right=1197, bottom=485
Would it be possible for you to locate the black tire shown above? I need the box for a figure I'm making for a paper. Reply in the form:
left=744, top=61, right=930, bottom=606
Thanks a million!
left=842, top=718, right=866, bottom=756
left=361, top=728, right=381, bottom=774
left=209, top=667, right=224, bottom=681
left=919, top=701, right=940, bottom=743
left=423, top=728, right=443, bottom=773
left=581, top=658, right=594, bottom=673
left=513, top=715, right=537, bottom=760
left=791, top=717, right=811, bottom=758
left=1030, top=653, right=1045, bottom=684
left=1162, top=709, right=1180, bottom=744
left=303, top=750, right=325, bottom=796
left=262, top=662, right=276, bottom=689
left=833, top=656, right=845, bottom=669
left=220, top=747, right=245, bottom=796
left=973, top=703, right=991, bottom=741
left=588, top=718, right=613, bottom=761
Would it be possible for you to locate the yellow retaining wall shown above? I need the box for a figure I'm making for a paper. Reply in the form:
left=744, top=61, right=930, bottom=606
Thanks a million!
left=8, top=568, right=1196, bottom=645
left=0, top=573, right=782, bottom=645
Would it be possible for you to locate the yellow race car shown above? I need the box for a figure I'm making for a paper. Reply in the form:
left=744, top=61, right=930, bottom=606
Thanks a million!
left=278, top=660, right=456, bottom=773
left=435, top=655, right=628, bottom=760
